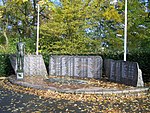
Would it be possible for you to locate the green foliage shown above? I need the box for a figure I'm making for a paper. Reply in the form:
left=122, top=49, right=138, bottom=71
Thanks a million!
left=21, top=37, right=36, bottom=54
left=127, top=51, right=150, bottom=75
left=40, top=0, right=124, bottom=54
left=127, top=1, right=150, bottom=52
left=0, top=36, right=36, bottom=54
left=0, top=54, right=14, bottom=76
left=40, top=35, right=103, bottom=55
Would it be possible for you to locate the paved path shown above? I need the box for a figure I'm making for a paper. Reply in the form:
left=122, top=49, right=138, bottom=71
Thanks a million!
left=0, top=87, right=93, bottom=113
left=0, top=86, right=150, bottom=113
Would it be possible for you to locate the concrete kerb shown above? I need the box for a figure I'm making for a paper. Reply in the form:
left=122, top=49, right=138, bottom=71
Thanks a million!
left=7, top=77, right=149, bottom=95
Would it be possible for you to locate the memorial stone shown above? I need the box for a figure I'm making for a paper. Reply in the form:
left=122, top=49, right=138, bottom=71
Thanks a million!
left=104, top=59, right=144, bottom=87
left=87, top=57, right=94, bottom=78
left=61, top=56, right=67, bottom=76
left=49, top=55, right=103, bottom=79
left=74, top=57, right=80, bottom=77
left=110, top=60, right=116, bottom=81
left=10, top=55, right=48, bottom=76
left=115, top=61, right=122, bottom=82
left=104, top=59, right=112, bottom=78
left=49, top=56, right=56, bottom=76
left=67, top=56, right=74, bottom=77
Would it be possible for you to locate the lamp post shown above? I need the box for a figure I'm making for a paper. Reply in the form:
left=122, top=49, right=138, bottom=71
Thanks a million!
left=124, top=0, right=128, bottom=61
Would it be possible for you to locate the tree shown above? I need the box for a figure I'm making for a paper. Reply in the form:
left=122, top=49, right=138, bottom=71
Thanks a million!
left=127, top=0, right=150, bottom=53
left=40, top=0, right=123, bottom=54
left=0, top=0, right=50, bottom=53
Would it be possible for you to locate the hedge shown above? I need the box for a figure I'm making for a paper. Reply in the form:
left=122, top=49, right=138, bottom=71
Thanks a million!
left=0, top=54, right=15, bottom=77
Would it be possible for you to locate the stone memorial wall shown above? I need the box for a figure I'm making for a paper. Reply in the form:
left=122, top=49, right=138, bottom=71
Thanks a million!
left=104, top=59, right=144, bottom=87
left=10, top=55, right=48, bottom=76
left=49, top=56, right=103, bottom=79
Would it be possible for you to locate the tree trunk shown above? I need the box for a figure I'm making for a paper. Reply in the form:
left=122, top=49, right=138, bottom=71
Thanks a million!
left=3, top=29, right=8, bottom=46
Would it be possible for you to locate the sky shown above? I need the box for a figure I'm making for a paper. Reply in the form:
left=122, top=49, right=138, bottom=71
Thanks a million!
left=0, top=0, right=3, bottom=6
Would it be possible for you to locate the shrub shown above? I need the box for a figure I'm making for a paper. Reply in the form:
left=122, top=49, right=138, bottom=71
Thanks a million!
left=0, top=54, right=14, bottom=77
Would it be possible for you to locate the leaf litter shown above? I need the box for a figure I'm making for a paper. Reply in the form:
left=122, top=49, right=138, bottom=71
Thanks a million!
left=0, top=79, right=149, bottom=112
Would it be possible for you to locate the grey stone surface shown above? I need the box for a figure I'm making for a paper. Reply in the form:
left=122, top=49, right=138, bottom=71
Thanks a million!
left=9, top=54, right=17, bottom=74
left=49, top=56, right=103, bottom=79
left=24, top=55, right=48, bottom=76
left=8, top=76, right=149, bottom=94
left=104, top=59, right=144, bottom=87
left=104, top=59, right=112, bottom=77
left=9, top=55, right=48, bottom=76
left=137, top=68, right=144, bottom=87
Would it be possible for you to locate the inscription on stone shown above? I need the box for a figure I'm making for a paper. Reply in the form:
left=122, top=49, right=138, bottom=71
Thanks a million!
left=10, top=55, right=48, bottom=76
left=49, top=56, right=56, bottom=76
left=74, top=57, right=80, bottom=77
left=115, top=61, right=121, bottom=82
left=80, top=57, right=87, bottom=78
left=122, top=61, right=128, bottom=79
left=104, top=59, right=144, bottom=87
left=67, top=56, right=74, bottom=77
left=87, top=57, right=94, bottom=78
left=61, top=57, right=67, bottom=76
left=49, top=56, right=103, bottom=79
left=110, top=60, right=116, bottom=81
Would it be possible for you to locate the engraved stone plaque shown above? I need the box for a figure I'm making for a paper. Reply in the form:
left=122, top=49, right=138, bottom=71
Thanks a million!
left=49, top=56, right=56, bottom=76
left=105, top=59, right=144, bottom=87
left=87, top=57, right=94, bottom=78
left=74, top=57, right=80, bottom=77
left=110, top=60, right=116, bottom=81
left=49, top=55, right=103, bottom=79
left=115, top=61, right=122, bottom=82
left=10, top=55, right=48, bottom=76
left=61, top=56, right=67, bottom=76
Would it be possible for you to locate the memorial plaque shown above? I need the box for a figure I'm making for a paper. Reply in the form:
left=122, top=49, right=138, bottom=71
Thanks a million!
left=24, top=55, right=48, bottom=76
left=87, top=57, right=94, bottom=78
left=61, top=56, right=67, bottom=76
left=10, top=55, right=48, bottom=76
left=122, top=61, right=128, bottom=79
left=110, top=60, right=116, bottom=81
left=80, top=57, right=88, bottom=77
left=95, top=56, right=103, bottom=78
left=49, top=56, right=56, bottom=76
left=74, top=57, right=80, bottom=77
left=115, top=61, right=122, bottom=82
left=29, top=56, right=35, bottom=75
left=106, top=59, right=144, bottom=87
left=128, top=62, right=139, bottom=86
left=104, top=59, right=112, bottom=78
left=128, top=62, right=136, bottom=80
left=67, top=56, right=74, bottom=77
left=55, top=56, right=62, bottom=76
left=49, top=55, right=103, bottom=79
